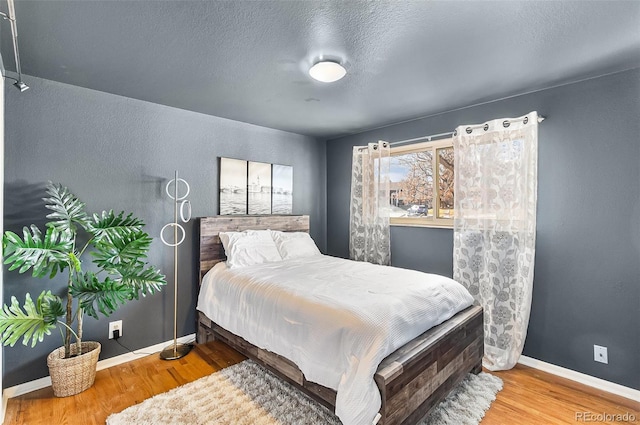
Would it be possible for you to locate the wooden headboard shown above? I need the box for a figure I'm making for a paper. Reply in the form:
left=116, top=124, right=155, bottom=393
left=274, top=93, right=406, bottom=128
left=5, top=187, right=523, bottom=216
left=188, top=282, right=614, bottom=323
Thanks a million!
left=198, top=215, right=310, bottom=283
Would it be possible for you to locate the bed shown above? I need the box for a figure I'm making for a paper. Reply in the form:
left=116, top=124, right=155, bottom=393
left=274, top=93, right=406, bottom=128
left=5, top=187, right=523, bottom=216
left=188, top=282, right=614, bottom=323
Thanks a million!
left=196, top=215, right=483, bottom=425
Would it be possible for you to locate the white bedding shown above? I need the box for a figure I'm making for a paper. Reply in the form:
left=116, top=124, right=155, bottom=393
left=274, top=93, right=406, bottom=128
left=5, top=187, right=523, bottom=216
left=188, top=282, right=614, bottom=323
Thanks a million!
left=197, top=255, right=473, bottom=425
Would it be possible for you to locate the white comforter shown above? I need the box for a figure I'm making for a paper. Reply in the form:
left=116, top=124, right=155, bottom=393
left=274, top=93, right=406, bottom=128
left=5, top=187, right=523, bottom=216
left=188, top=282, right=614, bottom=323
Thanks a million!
left=197, top=255, right=473, bottom=425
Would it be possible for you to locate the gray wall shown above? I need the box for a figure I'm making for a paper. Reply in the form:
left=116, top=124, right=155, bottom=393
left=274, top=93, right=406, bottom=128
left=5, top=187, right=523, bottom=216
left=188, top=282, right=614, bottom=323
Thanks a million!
left=3, top=76, right=326, bottom=387
left=327, top=69, right=640, bottom=390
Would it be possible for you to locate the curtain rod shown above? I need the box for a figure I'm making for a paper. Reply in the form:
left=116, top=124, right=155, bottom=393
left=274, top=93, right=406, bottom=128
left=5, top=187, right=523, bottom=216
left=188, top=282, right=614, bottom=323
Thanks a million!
left=390, top=131, right=453, bottom=146
left=390, top=116, right=546, bottom=147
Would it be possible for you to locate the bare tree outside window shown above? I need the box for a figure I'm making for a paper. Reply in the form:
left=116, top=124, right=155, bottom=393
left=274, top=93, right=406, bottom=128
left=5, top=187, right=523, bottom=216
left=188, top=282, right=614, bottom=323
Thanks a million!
left=390, top=139, right=454, bottom=227
left=437, top=147, right=454, bottom=219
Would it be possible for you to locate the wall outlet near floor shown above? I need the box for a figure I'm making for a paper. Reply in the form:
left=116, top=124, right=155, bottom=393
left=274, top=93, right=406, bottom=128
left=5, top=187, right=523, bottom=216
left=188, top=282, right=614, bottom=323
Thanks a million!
left=109, top=320, right=123, bottom=339
left=594, top=345, right=608, bottom=364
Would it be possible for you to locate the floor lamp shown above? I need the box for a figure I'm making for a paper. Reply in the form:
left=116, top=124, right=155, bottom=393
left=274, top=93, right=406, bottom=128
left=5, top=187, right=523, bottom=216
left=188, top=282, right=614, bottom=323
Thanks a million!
left=159, top=170, right=193, bottom=360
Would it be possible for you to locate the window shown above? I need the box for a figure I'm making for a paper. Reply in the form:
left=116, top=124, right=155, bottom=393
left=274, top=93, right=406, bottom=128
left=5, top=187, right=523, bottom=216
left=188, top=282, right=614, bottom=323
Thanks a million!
left=389, top=138, right=454, bottom=227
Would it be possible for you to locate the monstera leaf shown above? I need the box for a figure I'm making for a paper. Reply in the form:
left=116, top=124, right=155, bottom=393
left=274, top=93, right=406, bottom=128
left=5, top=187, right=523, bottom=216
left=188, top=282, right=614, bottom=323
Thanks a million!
left=91, top=231, right=151, bottom=270
left=3, top=225, right=73, bottom=278
left=70, top=272, right=132, bottom=320
left=72, top=264, right=165, bottom=320
left=44, top=182, right=91, bottom=235
left=0, top=291, right=64, bottom=347
left=115, top=263, right=166, bottom=299
left=90, top=211, right=144, bottom=243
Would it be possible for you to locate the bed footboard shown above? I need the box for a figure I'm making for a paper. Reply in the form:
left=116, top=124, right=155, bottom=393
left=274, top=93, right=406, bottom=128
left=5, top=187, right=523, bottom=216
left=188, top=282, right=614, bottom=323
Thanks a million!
left=197, top=305, right=483, bottom=425
left=375, top=305, right=483, bottom=425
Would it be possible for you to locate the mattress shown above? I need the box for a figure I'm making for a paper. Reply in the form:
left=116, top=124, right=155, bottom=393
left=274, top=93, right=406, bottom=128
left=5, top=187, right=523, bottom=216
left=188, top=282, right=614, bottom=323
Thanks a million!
left=197, top=255, right=473, bottom=425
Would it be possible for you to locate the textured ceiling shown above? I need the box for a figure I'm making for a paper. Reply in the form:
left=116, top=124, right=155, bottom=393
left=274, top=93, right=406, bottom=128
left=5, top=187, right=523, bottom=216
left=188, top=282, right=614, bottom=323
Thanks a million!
left=2, top=1, right=639, bottom=138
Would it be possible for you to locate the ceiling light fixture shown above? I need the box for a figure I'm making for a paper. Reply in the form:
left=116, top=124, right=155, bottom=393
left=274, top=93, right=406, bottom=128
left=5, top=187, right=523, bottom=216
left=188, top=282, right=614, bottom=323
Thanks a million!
left=1, top=0, right=29, bottom=92
left=309, top=60, right=346, bottom=83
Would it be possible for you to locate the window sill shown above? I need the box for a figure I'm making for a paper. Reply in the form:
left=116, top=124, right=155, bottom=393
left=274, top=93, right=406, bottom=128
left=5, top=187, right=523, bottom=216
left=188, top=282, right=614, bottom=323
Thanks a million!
left=390, top=222, right=453, bottom=230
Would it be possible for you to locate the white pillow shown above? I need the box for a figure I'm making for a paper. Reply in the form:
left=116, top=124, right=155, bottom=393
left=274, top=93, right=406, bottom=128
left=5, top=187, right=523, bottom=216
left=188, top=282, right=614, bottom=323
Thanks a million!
left=219, top=230, right=283, bottom=269
left=271, top=231, right=321, bottom=260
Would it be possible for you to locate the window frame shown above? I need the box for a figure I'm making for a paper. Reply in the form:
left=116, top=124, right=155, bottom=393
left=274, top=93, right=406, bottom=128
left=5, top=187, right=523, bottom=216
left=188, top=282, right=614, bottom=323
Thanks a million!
left=390, top=137, right=454, bottom=229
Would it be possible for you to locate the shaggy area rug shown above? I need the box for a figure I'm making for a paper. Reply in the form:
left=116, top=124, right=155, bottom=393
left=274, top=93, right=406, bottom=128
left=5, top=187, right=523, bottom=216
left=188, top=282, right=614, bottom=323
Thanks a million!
left=107, top=360, right=502, bottom=425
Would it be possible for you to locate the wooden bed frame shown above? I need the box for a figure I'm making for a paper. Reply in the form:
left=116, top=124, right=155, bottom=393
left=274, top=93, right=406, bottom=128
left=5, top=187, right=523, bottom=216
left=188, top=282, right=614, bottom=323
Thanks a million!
left=196, top=215, right=483, bottom=425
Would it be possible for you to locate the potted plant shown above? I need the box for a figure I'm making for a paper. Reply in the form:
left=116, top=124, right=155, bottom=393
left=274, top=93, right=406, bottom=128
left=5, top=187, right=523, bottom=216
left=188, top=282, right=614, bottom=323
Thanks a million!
left=0, top=182, right=166, bottom=396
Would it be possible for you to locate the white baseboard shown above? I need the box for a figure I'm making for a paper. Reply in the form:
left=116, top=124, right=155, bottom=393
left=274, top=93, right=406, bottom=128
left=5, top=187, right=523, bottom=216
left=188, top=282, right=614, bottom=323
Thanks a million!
left=95, top=334, right=195, bottom=372
left=518, top=355, right=640, bottom=402
left=2, top=333, right=196, bottom=416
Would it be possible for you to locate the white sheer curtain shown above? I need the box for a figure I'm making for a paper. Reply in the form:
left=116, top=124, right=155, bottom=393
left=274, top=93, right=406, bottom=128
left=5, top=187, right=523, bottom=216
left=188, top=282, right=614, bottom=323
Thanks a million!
left=453, top=111, right=538, bottom=370
left=349, top=141, right=391, bottom=265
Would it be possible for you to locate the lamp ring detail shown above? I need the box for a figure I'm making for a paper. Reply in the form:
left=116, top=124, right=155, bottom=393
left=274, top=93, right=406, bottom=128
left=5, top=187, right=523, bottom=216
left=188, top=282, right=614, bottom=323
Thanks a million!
left=180, top=200, right=192, bottom=223
left=160, top=222, right=186, bottom=247
left=165, top=178, right=190, bottom=201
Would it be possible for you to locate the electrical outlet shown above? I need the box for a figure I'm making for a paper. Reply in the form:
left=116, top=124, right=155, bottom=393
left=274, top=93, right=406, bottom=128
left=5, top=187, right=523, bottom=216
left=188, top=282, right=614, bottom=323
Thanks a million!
left=594, top=345, right=608, bottom=364
left=109, top=320, right=123, bottom=339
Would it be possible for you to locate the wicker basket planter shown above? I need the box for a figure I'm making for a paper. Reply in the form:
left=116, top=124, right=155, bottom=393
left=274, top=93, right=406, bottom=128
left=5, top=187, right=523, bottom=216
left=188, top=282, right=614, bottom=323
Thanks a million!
left=46, top=341, right=101, bottom=397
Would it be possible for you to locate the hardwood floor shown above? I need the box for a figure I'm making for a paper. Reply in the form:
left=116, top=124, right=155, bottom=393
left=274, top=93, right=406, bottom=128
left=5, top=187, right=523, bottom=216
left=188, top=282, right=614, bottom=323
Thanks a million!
left=4, top=341, right=638, bottom=425
left=485, top=366, right=638, bottom=425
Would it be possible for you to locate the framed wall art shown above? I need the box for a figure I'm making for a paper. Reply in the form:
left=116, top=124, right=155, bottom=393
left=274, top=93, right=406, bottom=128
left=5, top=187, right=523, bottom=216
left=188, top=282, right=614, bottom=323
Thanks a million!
left=272, top=164, right=293, bottom=214
left=218, top=157, right=293, bottom=215
left=248, top=161, right=272, bottom=214
left=219, top=157, right=247, bottom=215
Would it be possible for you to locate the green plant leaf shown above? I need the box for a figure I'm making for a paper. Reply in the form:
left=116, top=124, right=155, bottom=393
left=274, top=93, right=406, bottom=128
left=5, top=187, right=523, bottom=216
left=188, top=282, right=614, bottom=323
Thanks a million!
left=70, top=272, right=131, bottom=320
left=91, top=231, right=151, bottom=270
left=0, top=292, right=62, bottom=347
left=43, top=182, right=91, bottom=235
left=38, top=291, right=65, bottom=324
left=90, top=211, right=144, bottom=244
left=68, top=251, right=81, bottom=272
left=3, top=226, right=72, bottom=278
left=116, top=263, right=167, bottom=299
